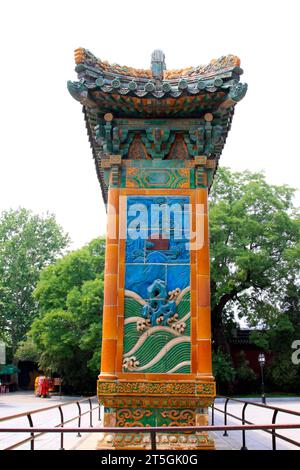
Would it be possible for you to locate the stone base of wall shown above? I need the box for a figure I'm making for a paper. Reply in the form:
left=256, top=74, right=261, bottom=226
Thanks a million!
left=97, top=379, right=215, bottom=450
left=97, top=430, right=214, bottom=450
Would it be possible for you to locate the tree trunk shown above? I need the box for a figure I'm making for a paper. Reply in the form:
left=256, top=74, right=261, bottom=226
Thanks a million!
left=211, top=304, right=231, bottom=356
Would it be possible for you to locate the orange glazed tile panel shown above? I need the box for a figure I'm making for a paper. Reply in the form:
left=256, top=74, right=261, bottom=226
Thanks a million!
left=104, top=243, right=119, bottom=275
left=102, top=306, right=118, bottom=340
left=197, top=275, right=210, bottom=307
left=197, top=340, right=212, bottom=374
left=103, top=273, right=118, bottom=306
left=196, top=307, right=211, bottom=340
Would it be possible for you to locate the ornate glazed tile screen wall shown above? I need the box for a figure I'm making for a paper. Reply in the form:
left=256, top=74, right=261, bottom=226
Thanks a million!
left=68, top=48, right=247, bottom=449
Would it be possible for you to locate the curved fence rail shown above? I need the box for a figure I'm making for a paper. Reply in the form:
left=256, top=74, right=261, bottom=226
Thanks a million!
left=0, top=424, right=300, bottom=451
left=0, top=395, right=300, bottom=450
left=211, top=395, right=300, bottom=450
left=0, top=396, right=101, bottom=450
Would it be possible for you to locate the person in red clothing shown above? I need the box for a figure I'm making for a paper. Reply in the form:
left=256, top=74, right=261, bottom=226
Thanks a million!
left=36, top=372, right=50, bottom=398
left=36, top=375, right=43, bottom=397
left=40, top=376, right=49, bottom=398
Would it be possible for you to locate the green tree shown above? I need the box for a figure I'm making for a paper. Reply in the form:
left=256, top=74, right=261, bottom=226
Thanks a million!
left=212, top=349, right=236, bottom=394
left=251, top=282, right=300, bottom=392
left=0, top=208, right=70, bottom=357
left=234, top=351, right=257, bottom=394
left=17, top=238, right=105, bottom=393
left=209, top=168, right=300, bottom=353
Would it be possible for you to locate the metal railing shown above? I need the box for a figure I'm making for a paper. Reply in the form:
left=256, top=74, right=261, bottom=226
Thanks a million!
left=211, top=395, right=300, bottom=450
left=1, top=395, right=300, bottom=450
left=0, top=396, right=101, bottom=450
left=1, top=424, right=300, bottom=451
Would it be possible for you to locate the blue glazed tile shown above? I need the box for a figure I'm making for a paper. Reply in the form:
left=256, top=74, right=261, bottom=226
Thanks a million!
left=127, top=227, right=149, bottom=241
left=127, top=201, right=149, bottom=231
left=145, top=239, right=190, bottom=264
left=125, top=237, right=145, bottom=263
left=125, top=196, right=191, bottom=299
left=127, top=196, right=190, bottom=234
left=165, top=196, right=190, bottom=206
left=125, top=264, right=167, bottom=299
left=169, top=239, right=190, bottom=262
left=167, top=265, right=190, bottom=291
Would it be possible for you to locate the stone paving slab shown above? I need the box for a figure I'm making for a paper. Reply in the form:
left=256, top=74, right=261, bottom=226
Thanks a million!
left=71, top=432, right=100, bottom=450
left=210, top=400, right=300, bottom=450
left=0, top=391, right=102, bottom=450
left=1, top=393, right=300, bottom=450
left=74, top=401, right=300, bottom=451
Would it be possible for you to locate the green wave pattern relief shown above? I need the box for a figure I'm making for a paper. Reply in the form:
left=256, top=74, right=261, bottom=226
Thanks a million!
left=124, top=297, right=144, bottom=319
left=136, top=341, right=190, bottom=373
left=123, top=290, right=191, bottom=373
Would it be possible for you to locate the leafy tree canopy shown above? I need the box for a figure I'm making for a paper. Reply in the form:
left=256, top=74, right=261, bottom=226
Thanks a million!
left=0, top=208, right=70, bottom=357
left=17, top=238, right=105, bottom=393
left=250, top=282, right=300, bottom=392
left=209, top=168, right=300, bottom=353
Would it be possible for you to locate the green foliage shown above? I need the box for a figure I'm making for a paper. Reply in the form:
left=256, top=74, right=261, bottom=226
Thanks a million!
left=212, top=349, right=236, bottom=393
left=209, top=167, right=300, bottom=352
left=15, top=337, right=39, bottom=362
left=249, top=330, right=270, bottom=351
left=0, top=208, right=70, bottom=357
left=267, top=354, right=299, bottom=392
left=234, top=351, right=257, bottom=394
left=21, top=238, right=105, bottom=393
left=251, top=283, right=300, bottom=392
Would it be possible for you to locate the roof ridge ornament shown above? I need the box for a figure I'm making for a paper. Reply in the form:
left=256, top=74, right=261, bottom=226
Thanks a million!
left=151, top=49, right=166, bottom=80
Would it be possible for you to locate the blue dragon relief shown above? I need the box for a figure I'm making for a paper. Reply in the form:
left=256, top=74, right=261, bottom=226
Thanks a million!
left=142, top=279, right=180, bottom=327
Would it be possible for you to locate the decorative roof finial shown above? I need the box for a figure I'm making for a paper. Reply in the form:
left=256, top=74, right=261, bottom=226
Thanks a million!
left=151, top=49, right=166, bottom=80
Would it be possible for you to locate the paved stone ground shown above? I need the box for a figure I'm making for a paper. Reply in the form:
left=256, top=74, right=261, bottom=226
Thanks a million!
left=211, top=398, right=300, bottom=450
left=0, top=391, right=102, bottom=450
left=73, top=398, right=300, bottom=451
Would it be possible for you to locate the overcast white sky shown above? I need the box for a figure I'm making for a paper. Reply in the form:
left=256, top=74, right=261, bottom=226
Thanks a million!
left=1, top=0, right=299, bottom=249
